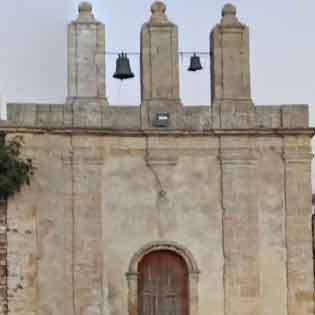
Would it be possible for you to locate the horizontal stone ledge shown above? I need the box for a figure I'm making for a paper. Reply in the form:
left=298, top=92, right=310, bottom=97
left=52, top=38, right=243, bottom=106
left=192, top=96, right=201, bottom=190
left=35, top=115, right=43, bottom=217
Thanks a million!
left=0, top=126, right=314, bottom=137
left=283, top=153, right=314, bottom=163
left=296, top=291, right=315, bottom=302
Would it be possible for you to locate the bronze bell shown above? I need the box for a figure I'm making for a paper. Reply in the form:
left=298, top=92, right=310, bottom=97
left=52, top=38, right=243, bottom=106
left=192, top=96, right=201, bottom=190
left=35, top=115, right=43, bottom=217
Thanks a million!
left=188, top=53, right=203, bottom=72
left=113, top=53, right=135, bottom=80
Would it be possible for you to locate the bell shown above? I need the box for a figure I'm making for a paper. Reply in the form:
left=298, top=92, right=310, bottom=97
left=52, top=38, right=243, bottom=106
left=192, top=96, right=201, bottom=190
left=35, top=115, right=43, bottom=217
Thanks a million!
left=113, top=53, right=135, bottom=80
left=188, top=53, right=203, bottom=72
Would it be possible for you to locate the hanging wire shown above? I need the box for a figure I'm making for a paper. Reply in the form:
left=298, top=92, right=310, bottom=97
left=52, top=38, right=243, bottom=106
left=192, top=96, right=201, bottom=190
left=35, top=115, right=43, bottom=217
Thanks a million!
left=107, top=49, right=210, bottom=105
left=105, top=51, right=210, bottom=56
left=180, top=52, right=184, bottom=65
left=116, top=79, right=123, bottom=103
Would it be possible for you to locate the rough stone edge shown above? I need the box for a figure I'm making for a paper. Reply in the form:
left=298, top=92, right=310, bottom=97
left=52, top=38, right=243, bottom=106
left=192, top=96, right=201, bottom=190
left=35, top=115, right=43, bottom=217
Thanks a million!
left=0, top=133, right=8, bottom=315
left=0, top=198, right=8, bottom=315
left=313, top=213, right=315, bottom=291
left=255, top=104, right=309, bottom=128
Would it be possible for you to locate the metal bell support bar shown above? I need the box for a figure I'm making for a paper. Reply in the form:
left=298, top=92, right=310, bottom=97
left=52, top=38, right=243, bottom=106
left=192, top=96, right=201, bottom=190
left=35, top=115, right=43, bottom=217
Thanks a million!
left=111, top=51, right=206, bottom=78
left=188, top=53, right=203, bottom=72
left=113, top=53, right=135, bottom=80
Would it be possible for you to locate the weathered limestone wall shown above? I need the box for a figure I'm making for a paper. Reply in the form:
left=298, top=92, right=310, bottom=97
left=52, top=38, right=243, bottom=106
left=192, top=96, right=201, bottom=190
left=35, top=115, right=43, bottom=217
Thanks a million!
left=102, top=136, right=223, bottom=315
left=5, top=134, right=71, bottom=315
left=257, top=137, right=287, bottom=315
left=67, top=2, right=107, bottom=105
left=0, top=199, right=8, bottom=315
left=141, top=2, right=180, bottom=103
left=68, top=136, right=105, bottom=315
left=211, top=4, right=251, bottom=103
left=284, top=136, right=314, bottom=315
left=140, top=1, right=182, bottom=130
left=221, top=137, right=260, bottom=315
left=2, top=132, right=313, bottom=315
left=3, top=103, right=309, bottom=130
left=4, top=134, right=224, bottom=315
left=7, top=183, right=38, bottom=315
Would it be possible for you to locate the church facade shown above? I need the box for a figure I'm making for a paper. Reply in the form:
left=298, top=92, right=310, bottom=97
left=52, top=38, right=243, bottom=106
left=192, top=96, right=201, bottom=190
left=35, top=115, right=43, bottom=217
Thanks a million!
left=0, top=2, right=314, bottom=315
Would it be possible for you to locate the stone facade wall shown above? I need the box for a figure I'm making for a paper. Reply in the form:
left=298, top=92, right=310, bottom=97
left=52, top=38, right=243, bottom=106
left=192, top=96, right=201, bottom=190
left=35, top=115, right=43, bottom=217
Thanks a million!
left=0, top=132, right=312, bottom=315
left=0, top=2, right=314, bottom=315
left=0, top=199, right=8, bottom=315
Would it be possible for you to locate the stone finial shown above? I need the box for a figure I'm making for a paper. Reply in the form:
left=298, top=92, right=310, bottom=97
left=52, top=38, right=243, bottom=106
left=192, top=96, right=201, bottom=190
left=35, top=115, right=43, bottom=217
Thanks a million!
left=79, top=1, right=92, bottom=13
left=221, top=3, right=241, bottom=26
left=76, top=1, right=95, bottom=22
left=222, top=3, right=237, bottom=16
left=149, top=1, right=169, bottom=24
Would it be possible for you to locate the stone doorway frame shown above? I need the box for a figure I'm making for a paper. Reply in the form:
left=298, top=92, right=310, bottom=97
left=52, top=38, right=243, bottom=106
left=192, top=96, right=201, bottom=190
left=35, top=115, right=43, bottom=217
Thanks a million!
left=126, top=241, right=200, bottom=315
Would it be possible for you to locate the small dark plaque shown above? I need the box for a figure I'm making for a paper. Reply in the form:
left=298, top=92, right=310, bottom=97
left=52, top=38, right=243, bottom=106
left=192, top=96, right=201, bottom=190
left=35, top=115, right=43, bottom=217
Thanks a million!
left=153, top=112, right=170, bottom=128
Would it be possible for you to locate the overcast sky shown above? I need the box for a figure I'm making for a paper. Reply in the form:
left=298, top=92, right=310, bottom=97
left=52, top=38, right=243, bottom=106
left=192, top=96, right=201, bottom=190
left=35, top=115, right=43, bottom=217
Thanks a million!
left=0, top=0, right=315, bottom=184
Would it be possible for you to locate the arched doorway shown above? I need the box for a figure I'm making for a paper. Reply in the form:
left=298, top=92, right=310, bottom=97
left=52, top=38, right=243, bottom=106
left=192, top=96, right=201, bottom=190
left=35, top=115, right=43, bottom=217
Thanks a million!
left=138, top=250, right=188, bottom=315
left=127, top=241, right=199, bottom=315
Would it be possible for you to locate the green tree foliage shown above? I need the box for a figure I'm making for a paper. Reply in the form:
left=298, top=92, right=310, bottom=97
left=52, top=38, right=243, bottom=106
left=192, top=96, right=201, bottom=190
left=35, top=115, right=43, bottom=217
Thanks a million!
left=0, top=136, right=35, bottom=199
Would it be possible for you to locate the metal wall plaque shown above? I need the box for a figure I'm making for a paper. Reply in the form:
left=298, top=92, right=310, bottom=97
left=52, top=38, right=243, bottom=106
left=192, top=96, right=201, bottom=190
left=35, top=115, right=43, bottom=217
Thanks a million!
left=153, top=112, right=170, bottom=128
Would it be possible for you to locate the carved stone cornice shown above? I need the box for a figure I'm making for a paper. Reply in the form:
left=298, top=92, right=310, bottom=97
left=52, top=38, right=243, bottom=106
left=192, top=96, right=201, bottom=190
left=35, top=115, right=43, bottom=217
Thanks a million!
left=283, top=152, right=313, bottom=164
left=1, top=127, right=314, bottom=137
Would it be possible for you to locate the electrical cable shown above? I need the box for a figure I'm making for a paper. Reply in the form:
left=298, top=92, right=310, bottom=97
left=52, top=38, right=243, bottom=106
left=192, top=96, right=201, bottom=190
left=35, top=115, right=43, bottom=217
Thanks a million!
left=104, top=51, right=210, bottom=56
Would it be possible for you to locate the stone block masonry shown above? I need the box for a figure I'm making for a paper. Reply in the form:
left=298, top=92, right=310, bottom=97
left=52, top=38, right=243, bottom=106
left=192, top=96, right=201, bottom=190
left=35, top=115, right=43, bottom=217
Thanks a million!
left=0, top=199, right=8, bottom=315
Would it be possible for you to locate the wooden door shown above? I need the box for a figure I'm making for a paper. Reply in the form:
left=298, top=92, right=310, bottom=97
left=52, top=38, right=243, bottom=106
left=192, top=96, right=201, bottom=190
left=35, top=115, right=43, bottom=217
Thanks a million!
left=138, top=250, right=188, bottom=315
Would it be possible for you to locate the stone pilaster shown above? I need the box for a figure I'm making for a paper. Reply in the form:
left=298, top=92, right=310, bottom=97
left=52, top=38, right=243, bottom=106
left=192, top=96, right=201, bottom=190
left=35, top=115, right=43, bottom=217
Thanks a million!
left=211, top=4, right=254, bottom=128
left=211, top=4, right=252, bottom=104
left=0, top=199, right=8, bottom=315
left=283, top=137, right=314, bottom=315
left=257, top=137, right=287, bottom=315
left=220, top=137, right=260, bottom=315
left=67, top=2, right=108, bottom=106
left=140, top=1, right=182, bottom=128
left=70, top=142, right=104, bottom=315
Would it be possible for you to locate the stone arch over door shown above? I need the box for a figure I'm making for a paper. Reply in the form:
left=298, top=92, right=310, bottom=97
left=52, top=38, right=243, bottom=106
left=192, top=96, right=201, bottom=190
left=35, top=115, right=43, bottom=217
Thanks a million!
left=127, top=241, right=200, bottom=315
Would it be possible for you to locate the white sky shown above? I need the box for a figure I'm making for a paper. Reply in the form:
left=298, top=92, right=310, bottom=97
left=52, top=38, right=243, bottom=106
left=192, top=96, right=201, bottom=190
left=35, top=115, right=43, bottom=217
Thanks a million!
left=0, top=0, right=315, bottom=186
